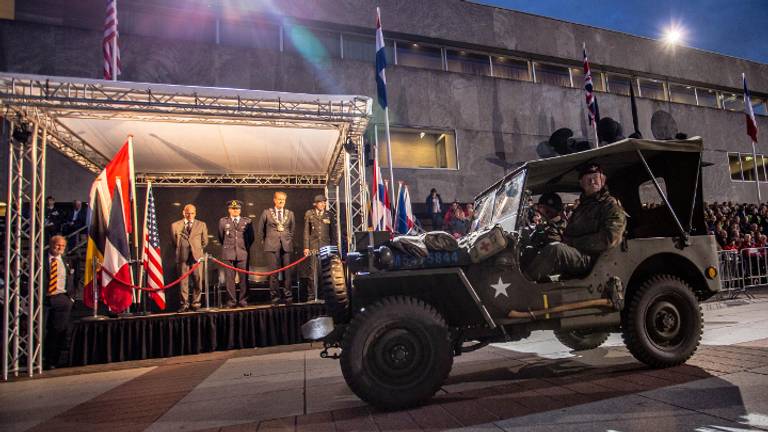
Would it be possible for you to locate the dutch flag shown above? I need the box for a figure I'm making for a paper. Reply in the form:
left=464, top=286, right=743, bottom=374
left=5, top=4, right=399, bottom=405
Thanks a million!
left=395, top=181, right=416, bottom=234
left=744, top=73, right=759, bottom=143
left=375, top=7, right=388, bottom=110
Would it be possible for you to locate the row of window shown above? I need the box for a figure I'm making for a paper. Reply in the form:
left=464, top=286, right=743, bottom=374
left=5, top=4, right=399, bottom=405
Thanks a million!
left=728, top=152, right=768, bottom=182
left=111, top=9, right=768, bottom=116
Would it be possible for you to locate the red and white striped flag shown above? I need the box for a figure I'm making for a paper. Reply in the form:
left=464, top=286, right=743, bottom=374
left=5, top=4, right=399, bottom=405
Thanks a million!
left=141, top=183, right=166, bottom=309
left=744, top=73, right=759, bottom=143
left=103, top=0, right=122, bottom=80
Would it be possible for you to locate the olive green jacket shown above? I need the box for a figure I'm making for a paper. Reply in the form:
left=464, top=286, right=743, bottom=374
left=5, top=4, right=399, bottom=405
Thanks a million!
left=564, top=189, right=626, bottom=256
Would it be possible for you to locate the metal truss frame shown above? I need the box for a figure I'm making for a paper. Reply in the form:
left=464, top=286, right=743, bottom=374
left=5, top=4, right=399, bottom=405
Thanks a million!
left=1, top=74, right=371, bottom=379
left=3, top=118, right=47, bottom=380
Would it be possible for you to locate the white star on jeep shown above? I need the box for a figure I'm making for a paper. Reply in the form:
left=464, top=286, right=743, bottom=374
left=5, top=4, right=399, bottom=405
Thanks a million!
left=490, top=277, right=510, bottom=298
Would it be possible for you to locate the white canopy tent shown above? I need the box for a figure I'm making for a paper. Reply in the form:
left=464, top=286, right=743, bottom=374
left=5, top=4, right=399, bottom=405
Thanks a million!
left=0, top=73, right=372, bottom=379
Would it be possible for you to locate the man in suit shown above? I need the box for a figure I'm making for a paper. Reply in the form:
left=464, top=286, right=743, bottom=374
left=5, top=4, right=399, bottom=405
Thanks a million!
left=62, top=200, right=88, bottom=236
left=218, top=200, right=254, bottom=308
left=303, top=194, right=335, bottom=302
left=257, top=191, right=295, bottom=304
left=171, top=204, right=209, bottom=312
left=43, top=235, right=74, bottom=369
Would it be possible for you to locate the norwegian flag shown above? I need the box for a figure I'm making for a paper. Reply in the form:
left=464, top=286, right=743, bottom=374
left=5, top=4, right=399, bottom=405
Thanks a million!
left=744, top=73, right=759, bottom=143
left=103, top=0, right=122, bottom=80
left=583, top=44, right=600, bottom=126
left=141, top=183, right=166, bottom=309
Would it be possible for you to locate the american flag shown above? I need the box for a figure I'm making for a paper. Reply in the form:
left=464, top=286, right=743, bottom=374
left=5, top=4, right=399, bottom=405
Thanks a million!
left=142, top=183, right=166, bottom=309
left=583, top=43, right=600, bottom=126
left=103, top=0, right=121, bottom=80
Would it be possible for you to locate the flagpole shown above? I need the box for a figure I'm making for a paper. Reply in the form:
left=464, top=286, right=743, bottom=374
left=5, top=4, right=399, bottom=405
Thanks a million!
left=111, top=0, right=118, bottom=81
left=752, top=140, right=761, bottom=202
left=128, top=136, right=140, bottom=309
left=137, top=182, right=150, bottom=315
left=384, top=108, right=396, bottom=215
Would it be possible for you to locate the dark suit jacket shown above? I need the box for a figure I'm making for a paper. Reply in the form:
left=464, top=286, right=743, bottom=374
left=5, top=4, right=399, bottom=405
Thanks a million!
left=43, top=255, right=74, bottom=300
left=67, top=206, right=88, bottom=230
left=257, top=208, right=295, bottom=252
left=171, top=218, right=209, bottom=263
left=218, top=216, right=254, bottom=261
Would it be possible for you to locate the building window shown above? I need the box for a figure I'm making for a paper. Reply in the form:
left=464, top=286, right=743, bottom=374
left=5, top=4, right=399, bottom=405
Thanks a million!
left=492, top=56, right=530, bottom=81
left=376, top=126, right=458, bottom=169
left=697, top=88, right=719, bottom=108
left=720, top=92, right=744, bottom=111
left=729, top=153, right=743, bottom=181
left=446, top=50, right=491, bottom=76
left=220, top=18, right=280, bottom=50
left=751, top=98, right=767, bottom=116
left=729, top=153, right=768, bottom=182
left=396, top=42, right=444, bottom=70
left=571, top=68, right=604, bottom=91
left=669, top=83, right=697, bottom=105
left=638, top=78, right=667, bottom=101
left=606, top=74, right=633, bottom=96
left=342, top=34, right=394, bottom=63
left=533, top=63, right=571, bottom=87
left=284, top=25, right=341, bottom=59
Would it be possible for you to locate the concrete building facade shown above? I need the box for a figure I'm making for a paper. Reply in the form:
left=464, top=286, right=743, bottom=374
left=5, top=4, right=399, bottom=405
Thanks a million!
left=1, top=0, right=767, bottom=205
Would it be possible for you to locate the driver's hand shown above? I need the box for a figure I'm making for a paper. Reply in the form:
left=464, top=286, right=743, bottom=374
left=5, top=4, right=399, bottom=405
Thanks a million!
left=303, top=249, right=310, bottom=256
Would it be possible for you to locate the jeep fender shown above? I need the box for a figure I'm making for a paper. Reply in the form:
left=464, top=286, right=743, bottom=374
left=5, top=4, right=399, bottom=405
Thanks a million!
left=350, top=268, right=496, bottom=329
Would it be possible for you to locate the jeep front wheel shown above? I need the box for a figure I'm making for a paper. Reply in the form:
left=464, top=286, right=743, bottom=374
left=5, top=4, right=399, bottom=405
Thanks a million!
left=622, top=275, right=702, bottom=368
left=318, top=246, right=349, bottom=323
left=340, top=296, right=453, bottom=410
left=554, top=329, right=610, bottom=351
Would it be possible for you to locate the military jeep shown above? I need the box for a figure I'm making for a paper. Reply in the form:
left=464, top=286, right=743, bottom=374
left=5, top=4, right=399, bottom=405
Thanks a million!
left=303, top=137, right=720, bottom=410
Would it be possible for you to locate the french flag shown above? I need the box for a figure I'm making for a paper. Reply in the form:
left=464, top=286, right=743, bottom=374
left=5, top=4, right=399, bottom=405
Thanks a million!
left=375, top=7, right=388, bottom=110
left=371, top=146, right=392, bottom=232
left=101, top=179, right=135, bottom=313
left=744, top=73, right=759, bottom=143
left=395, top=181, right=415, bottom=234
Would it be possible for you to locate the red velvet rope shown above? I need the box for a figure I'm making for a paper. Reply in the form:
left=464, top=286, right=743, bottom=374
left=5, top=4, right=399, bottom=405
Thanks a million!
left=210, top=255, right=308, bottom=276
left=98, top=254, right=309, bottom=293
left=100, top=260, right=204, bottom=292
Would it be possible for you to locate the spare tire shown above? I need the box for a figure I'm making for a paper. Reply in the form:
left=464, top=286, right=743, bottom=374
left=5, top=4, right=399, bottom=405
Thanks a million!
left=554, top=329, right=610, bottom=351
left=319, top=246, right=349, bottom=323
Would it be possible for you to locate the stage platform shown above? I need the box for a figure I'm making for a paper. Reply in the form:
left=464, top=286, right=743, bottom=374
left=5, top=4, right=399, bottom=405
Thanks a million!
left=68, top=302, right=327, bottom=366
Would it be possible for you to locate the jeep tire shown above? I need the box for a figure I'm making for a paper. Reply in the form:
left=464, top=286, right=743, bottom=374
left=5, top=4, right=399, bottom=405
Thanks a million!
left=554, top=329, right=610, bottom=351
left=319, top=246, right=349, bottom=324
left=340, top=296, right=453, bottom=410
left=622, top=275, right=702, bottom=368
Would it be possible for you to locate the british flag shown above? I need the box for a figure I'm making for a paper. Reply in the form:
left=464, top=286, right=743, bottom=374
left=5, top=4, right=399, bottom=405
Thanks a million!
left=142, top=183, right=165, bottom=309
left=583, top=44, right=600, bottom=126
left=103, top=0, right=121, bottom=80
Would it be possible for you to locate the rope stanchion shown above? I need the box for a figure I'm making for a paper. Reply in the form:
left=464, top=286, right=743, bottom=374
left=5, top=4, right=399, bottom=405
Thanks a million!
left=210, top=255, right=308, bottom=276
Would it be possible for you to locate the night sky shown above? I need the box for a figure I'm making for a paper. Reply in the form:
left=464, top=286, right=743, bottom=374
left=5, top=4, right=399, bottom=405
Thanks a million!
left=476, top=0, right=768, bottom=64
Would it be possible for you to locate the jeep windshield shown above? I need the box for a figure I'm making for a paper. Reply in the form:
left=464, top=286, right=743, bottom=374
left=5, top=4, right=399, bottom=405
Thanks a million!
left=471, top=170, right=525, bottom=233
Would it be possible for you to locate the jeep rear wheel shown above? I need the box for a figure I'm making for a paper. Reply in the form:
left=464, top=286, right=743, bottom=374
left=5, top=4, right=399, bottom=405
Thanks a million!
left=622, top=275, right=702, bottom=368
left=340, top=296, right=453, bottom=410
left=554, top=329, right=610, bottom=351
left=319, top=246, right=349, bottom=323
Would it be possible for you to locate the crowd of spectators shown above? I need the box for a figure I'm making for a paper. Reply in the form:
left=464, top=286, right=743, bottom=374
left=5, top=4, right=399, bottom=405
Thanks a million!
left=706, top=201, right=768, bottom=252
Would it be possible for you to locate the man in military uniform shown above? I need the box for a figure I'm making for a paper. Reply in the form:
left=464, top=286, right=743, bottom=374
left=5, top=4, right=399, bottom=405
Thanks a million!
left=257, top=191, right=296, bottom=304
left=218, top=200, right=254, bottom=308
left=521, top=192, right=566, bottom=273
left=527, top=163, right=626, bottom=281
left=303, top=194, right=335, bottom=302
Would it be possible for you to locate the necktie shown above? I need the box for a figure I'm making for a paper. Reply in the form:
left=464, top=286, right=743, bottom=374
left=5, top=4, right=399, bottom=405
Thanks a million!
left=234, top=217, right=239, bottom=225
left=278, top=210, right=283, bottom=221
left=48, top=258, right=58, bottom=295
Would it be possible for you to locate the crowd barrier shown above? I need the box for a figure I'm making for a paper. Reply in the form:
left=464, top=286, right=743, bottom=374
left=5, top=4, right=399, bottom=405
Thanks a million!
left=717, top=248, right=764, bottom=299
